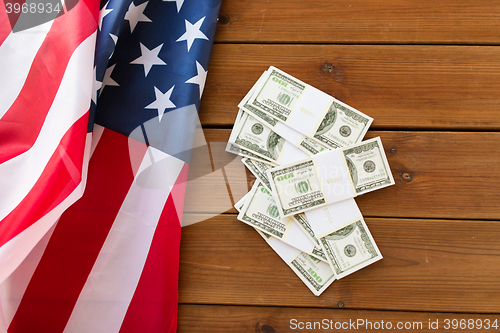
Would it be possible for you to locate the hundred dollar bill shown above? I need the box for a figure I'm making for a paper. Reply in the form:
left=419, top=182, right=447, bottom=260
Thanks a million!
left=228, top=112, right=285, bottom=163
left=254, top=223, right=327, bottom=263
left=242, top=157, right=272, bottom=190
left=288, top=250, right=335, bottom=295
left=343, top=136, right=395, bottom=195
left=238, top=182, right=322, bottom=256
left=311, top=246, right=328, bottom=263
left=292, top=214, right=327, bottom=262
left=246, top=67, right=306, bottom=123
left=238, top=71, right=296, bottom=135
left=255, top=227, right=272, bottom=241
left=245, top=66, right=373, bottom=145
left=238, top=185, right=328, bottom=262
left=228, top=112, right=308, bottom=165
left=238, top=106, right=331, bottom=158
left=225, top=142, right=275, bottom=165
left=239, top=73, right=332, bottom=154
left=238, top=176, right=327, bottom=262
left=298, top=137, right=330, bottom=156
left=266, top=158, right=332, bottom=217
left=266, top=137, right=394, bottom=217
left=238, top=71, right=281, bottom=130
left=241, top=103, right=331, bottom=156
left=226, top=109, right=277, bottom=164
left=312, top=99, right=372, bottom=149
left=237, top=181, right=293, bottom=239
left=319, top=218, right=382, bottom=279
left=255, top=229, right=335, bottom=296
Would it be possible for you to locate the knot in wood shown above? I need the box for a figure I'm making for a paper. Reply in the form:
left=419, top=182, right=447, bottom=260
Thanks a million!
left=255, top=321, right=276, bottom=333
left=256, top=323, right=276, bottom=333
left=389, top=147, right=398, bottom=154
left=218, top=12, right=231, bottom=26
left=401, top=172, right=412, bottom=182
left=321, top=63, right=335, bottom=74
left=338, top=301, right=345, bottom=308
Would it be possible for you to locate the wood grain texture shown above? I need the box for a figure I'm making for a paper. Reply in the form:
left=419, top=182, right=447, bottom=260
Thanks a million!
left=200, top=44, right=500, bottom=130
left=184, top=129, right=500, bottom=220
left=178, top=304, right=500, bottom=333
left=179, top=215, right=500, bottom=313
left=215, top=0, right=500, bottom=44
left=176, top=0, right=500, bottom=328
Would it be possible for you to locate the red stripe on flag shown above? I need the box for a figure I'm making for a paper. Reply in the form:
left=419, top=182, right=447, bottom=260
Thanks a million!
left=0, top=112, right=88, bottom=248
left=8, top=129, right=148, bottom=333
left=75, top=0, right=100, bottom=26
left=0, top=0, right=98, bottom=164
left=119, top=163, right=189, bottom=333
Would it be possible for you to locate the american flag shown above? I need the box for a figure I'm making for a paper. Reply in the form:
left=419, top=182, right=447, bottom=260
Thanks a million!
left=0, top=0, right=221, bottom=331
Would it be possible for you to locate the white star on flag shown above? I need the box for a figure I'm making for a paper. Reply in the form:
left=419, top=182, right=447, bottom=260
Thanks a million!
left=131, top=43, right=166, bottom=76
left=92, top=66, right=103, bottom=104
left=145, top=86, right=176, bottom=121
left=108, top=33, right=118, bottom=59
left=98, top=1, right=113, bottom=30
left=163, top=0, right=184, bottom=12
left=124, top=1, right=152, bottom=33
left=185, top=61, right=207, bottom=100
left=100, top=64, right=119, bottom=97
left=176, top=16, right=208, bottom=52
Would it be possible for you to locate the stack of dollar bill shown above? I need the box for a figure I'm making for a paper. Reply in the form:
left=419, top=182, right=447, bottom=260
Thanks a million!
left=227, top=67, right=395, bottom=296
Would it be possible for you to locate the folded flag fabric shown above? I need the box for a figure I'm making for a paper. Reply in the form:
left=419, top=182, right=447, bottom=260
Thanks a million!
left=0, top=0, right=221, bottom=332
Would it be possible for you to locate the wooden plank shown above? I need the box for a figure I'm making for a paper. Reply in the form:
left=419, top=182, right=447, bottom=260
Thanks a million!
left=178, top=304, right=500, bottom=332
left=184, top=129, right=500, bottom=220
left=179, top=214, right=500, bottom=313
left=183, top=139, right=251, bottom=216
left=201, top=44, right=500, bottom=130
left=215, top=0, right=500, bottom=44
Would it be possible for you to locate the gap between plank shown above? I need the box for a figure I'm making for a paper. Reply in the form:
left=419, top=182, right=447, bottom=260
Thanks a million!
left=178, top=302, right=500, bottom=315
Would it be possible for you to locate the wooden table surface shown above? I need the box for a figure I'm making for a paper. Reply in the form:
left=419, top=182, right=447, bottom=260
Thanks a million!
left=178, top=1, right=500, bottom=331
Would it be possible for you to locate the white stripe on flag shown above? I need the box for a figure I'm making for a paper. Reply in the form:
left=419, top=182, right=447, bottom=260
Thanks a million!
left=90, top=124, right=105, bottom=158
left=0, top=221, right=56, bottom=330
left=0, top=20, right=54, bottom=119
left=63, top=147, right=185, bottom=333
left=0, top=32, right=95, bottom=222
left=0, top=132, right=92, bottom=283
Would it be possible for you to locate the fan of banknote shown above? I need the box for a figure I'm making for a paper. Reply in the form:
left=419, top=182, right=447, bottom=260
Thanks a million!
left=227, top=67, right=395, bottom=296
